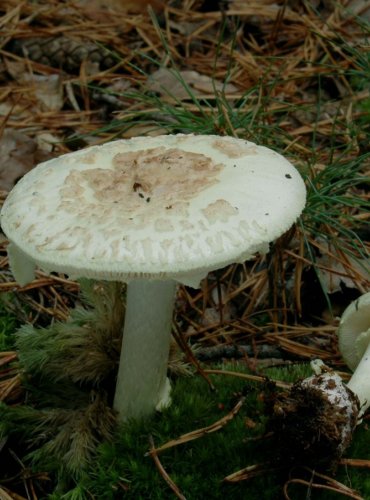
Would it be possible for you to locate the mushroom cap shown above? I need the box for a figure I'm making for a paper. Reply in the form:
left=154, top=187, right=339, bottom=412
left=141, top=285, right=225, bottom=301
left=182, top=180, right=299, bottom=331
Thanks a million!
left=1, top=134, right=306, bottom=287
left=338, top=292, right=370, bottom=371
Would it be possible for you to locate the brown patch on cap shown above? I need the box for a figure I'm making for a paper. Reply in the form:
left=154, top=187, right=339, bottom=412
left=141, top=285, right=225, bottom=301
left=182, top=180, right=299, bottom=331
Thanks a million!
left=212, top=138, right=257, bottom=158
left=59, top=147, right=223, bottom=231
left=202, top=199, right=239, bottom=224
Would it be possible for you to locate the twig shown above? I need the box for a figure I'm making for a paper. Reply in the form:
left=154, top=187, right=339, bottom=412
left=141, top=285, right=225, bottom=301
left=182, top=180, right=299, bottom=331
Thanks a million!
left=0, top=352, right=17, bottom=367
left=148, top=435, right=187, bottom=500
left=283, top=467, right=364, bottom=500
left=339, top=458, right=370, bottom=469
left=203, top=368, right=291, bottom=389
left=224, top=462, right=279, bottom=482
left=0, top=374, right=21, bottom=402
left=147, top=396, right=245, bottom=455
left=283, top=477, right=363, bottom=500
left=172, top=321, right=215, bottom=391
left=0, top=486, right=27, bottom=500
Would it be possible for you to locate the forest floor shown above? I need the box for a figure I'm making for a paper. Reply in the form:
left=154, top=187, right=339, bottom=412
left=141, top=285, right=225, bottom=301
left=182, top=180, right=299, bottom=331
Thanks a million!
left=0, top=1, right=369, bottom=499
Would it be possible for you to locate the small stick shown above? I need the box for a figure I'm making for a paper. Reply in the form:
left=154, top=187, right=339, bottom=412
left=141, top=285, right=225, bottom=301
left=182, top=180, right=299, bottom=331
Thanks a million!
left=0, top=374, right=22, bottom=401
left=147, top=396, right=244, bottom=455
left=0, top=352, right=17, bottom=367
left=203, top=368, right=291, bottom=389
left=172, top=322, right=215, bottom=391
left=0, top=486, right=26, bottom=500
left=283, top=477, right=363, bottom=500
left=224, top=463, right=277, bottom=482
left=339, top=458, right=370, bottom=469
left=284, top=467, right=364, bottom=500
left=148, top=435, right=187, bottom=500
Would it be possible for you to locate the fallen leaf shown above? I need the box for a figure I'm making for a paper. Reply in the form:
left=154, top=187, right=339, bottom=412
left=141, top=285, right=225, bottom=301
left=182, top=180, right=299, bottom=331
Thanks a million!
left=341, top=0, right=370, bottom=21
left=0, top=129, right=52, bottom=191
left=147, top=68, right=239, bottom=101
left=77, top=0, right=164, bottom=14
left=3, top=58, right=65, bottom=112
left=23, top=74, right=64, bottom=111
left=3, top=59, right=27, bottom=82
left=315, top=238, right=370, bottom=293
left=36, top=132, right=61, bottom=153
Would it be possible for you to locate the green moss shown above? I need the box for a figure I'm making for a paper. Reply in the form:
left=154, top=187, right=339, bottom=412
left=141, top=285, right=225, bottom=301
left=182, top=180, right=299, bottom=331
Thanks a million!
left=75, top=364, right=369, bottom=500
left=2, top=349, right=368, bottom=499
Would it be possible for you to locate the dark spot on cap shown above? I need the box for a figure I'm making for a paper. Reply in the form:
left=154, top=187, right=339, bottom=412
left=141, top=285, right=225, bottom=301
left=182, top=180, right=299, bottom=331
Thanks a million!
left=285, top=174, right=292, bottom=179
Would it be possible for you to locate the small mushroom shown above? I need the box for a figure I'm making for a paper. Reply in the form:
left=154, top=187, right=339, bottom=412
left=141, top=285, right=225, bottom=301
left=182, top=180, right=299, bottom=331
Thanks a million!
left=0, top=134, right=306, bottom=421
left=338, top=292, right=370, bottom=417
left=269, top=291, right=370, bottom=468
left=270, top=359, right=360, bottom=467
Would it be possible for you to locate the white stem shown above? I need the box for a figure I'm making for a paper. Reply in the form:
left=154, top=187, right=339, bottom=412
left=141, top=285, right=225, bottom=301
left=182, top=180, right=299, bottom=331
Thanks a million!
left=347, top=340, right=370, bottom=416
left=113, top=279, right=176, bottom=421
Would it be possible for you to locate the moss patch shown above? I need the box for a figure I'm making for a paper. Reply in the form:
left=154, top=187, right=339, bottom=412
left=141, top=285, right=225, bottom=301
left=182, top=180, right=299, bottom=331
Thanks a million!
left=74, top=364, right=370, bottom=500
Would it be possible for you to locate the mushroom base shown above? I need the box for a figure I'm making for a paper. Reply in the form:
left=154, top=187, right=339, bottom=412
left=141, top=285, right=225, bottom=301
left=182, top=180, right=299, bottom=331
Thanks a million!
left=268, top=371, right=360, bottom=470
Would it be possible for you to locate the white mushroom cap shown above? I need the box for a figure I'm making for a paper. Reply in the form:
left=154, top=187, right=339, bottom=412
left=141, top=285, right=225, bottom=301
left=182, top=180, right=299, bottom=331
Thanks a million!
left=338, top=292, right=370, bottom=371
left=1, top=134, right=306, bottom=287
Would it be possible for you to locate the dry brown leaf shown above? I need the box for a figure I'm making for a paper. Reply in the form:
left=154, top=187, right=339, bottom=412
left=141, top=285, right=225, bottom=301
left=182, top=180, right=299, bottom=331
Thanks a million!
left=2, top=58, right=27, bottom=82
left=36, top=132, right=61, bottom=152
left=318, top=254, right=370, bottom=293
left=147, top=68, right=239, bottom=100
left=0, top=129, right=51, bottom=190
left=344, top=0, right=370, bottom=21
left=23, top=74, right=64, bottom=112
left=3, top=57, right=64, bottom=111
left=227, top=1, right=300, bottom=22
left=77, top=0, right=164, bottom=14
left=314, top=238, right=370, bottom=293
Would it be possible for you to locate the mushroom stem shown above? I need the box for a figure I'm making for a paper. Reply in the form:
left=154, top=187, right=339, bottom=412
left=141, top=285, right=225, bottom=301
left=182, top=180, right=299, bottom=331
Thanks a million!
left=347, top=330, right=370, bottom=416
left=113, top=279, right=177, bottom=421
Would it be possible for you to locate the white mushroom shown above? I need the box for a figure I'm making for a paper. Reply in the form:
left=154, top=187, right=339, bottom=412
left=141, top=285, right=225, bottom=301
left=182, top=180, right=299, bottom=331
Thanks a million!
left=270, top=292, right=370, bottom=466
left=338, top=292, right=370, bottom=417
left=0, top=133, right=306, bottom=421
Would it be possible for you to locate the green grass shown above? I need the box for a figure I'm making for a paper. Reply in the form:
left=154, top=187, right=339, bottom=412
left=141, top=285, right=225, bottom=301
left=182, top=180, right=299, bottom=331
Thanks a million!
left=301, top=151, right=370, bottom=288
